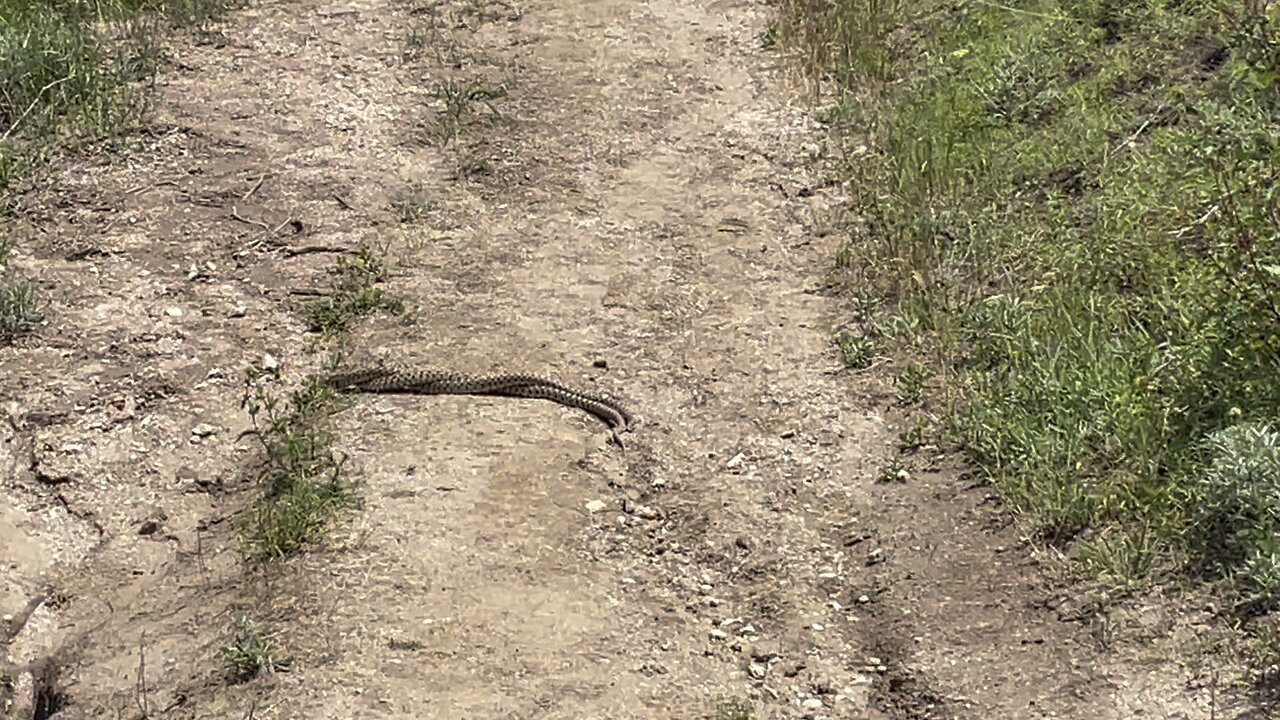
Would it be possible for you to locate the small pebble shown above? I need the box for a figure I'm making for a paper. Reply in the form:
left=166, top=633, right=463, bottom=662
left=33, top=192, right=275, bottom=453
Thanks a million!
left=749, top=662, right=767, bottom=679
left=165, top=306, right=183, bottom=317
left=632, top=504, right=660, bottom=520
left=709, top=629, right=729, bottom=641
left=584, top=499, right=607, bottom=513
left=192, top=423, right=218, bottom=438
left=802, top=698, right=824, bottom=710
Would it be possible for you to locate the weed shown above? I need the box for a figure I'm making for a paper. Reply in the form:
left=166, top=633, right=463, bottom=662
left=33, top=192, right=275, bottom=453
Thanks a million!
left=893, top=363, right=930, bottom=405
left=758, top=23, right=780, bottom=50
left=898, top=414, right=931, bottom=450
left=835, top=332, right=876, bottom=369
left=237, top=363, right=357, bottom=560
left=1073, top=529, right=1156, bottom=593
left=714, top=699, right=755, bottom=720
left=1191, top=424, right=1280, bottom=611
left=0, top=235, right=40, bottom=342
left=876, top=455, right=909, bottom=484
left=220, top=615, right=290, bottom=682
left=304, top=247, right=405, bottom=338
left=389, top=190, right=438, bottom=224
left=423, top=78, right=506, bottom=148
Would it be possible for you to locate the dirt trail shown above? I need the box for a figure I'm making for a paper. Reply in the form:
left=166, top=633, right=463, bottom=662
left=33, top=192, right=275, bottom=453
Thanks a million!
left=0, top=0, right=1233, bottom=717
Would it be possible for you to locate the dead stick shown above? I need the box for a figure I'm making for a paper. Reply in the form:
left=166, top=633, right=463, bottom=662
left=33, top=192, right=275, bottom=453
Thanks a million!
left=230, top=204, right=270, bottom=229
left=243, top=174, right=268, bottom=200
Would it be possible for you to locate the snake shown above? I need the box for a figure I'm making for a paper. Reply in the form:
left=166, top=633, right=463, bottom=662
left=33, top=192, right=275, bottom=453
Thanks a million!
left=323, top=365, right=635, bottom=447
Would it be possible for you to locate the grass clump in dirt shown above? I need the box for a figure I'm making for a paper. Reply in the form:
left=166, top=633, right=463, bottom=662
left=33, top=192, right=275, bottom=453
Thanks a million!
left=422, top=77, right=507, bottom=148
left=0, top=0, right=237, bottom=199
left=220, top=614, right=291, bottom=682
left=237, top=363, right=357, bottom=561
left=714, top=699, right=756, bottom=720
left=303, top=247, right=405, bottom=338
left=776, top=0, right=1280, bottom=624
left=0, top=235, right=40, bottom=342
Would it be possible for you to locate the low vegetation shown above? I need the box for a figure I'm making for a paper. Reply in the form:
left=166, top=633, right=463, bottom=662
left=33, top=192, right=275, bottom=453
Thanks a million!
left=1, top=0, right=236, bottom=346
left=303, top=247, right=406, bottom=338
left=0, top=0, right=236, bottom=199
left=220, top=614, right=290, bottom=682
left=0, top=235, right=40, bottom=342
left=237, top=364, right=356, bottom=561
left=777, top=0, right=1280, bottom=675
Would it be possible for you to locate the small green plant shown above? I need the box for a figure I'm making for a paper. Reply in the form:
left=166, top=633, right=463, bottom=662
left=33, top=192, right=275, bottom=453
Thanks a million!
left=0, top=277, right=39, bottom=342
left=893, top=363, right=930, bottom=405
left=898, top=414, right=931, bottom=450
left=714, top=699, right=755, bottom=720
left=835, top=332, right=876, bottom=369
left=757, top=23, right=779, bottom=50
left=424, top=78, right=506, bottom=148
left=220, top=615, right=289, bottom=682
left=1190, top=424, right=1280, bottom=610
left=0, top=235, right=40, bottom=342
left=237, top=363, right=357, bottom=560
left=876, top=455, right=908, bottom=484
left=1072, top=530, right=1156, bottom=594
left=304, top=247, right=405, bottom=338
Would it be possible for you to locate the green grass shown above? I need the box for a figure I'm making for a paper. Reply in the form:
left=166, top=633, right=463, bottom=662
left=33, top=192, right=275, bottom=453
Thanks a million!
left=778, top=0, right=1280, bottom=615
left=0, top=234, right=40, bottom=342
left=422, top=77, right=507, bottom=148
left=237, top=363, right=358, bottom=561
left=303, top=247, right=406, bottom=338
left=220, top=614, right=290, bottom=682
left=0, top=0, right=237, bottom=200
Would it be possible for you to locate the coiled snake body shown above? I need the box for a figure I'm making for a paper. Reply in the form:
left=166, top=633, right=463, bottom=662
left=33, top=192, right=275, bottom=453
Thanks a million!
left=324, top=365, right=634, bottom=447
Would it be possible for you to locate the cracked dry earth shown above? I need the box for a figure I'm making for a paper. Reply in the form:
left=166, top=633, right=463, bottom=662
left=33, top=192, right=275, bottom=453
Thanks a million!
left=0, top=0, right=1234, bottom=717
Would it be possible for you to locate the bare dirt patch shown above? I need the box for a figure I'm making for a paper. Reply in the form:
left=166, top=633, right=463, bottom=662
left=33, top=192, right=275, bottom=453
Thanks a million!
left=0, top=0, right=1248, bottom=717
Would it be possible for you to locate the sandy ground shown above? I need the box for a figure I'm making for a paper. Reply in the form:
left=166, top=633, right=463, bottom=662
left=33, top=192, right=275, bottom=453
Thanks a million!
left=0, top=0, right=1248, bottom=717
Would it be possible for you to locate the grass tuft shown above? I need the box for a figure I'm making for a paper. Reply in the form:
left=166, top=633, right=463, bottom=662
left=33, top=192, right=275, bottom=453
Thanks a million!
left=237, top=363, right=357, bottom=561
left=0, top=234, right=40, bottom=342
left=303, top=247, right=405, bottom=338
left=220, top=614, right=290, bottom=682
left=714, top=699, right=756, bottom=720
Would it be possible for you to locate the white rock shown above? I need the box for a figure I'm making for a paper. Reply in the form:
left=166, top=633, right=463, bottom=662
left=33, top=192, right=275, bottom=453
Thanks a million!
left=585, top=499, right=607, bottom=513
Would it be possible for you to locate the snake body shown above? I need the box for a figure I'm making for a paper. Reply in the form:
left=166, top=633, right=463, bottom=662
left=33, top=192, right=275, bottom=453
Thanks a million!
left=324, top=365, right=634, bottom=444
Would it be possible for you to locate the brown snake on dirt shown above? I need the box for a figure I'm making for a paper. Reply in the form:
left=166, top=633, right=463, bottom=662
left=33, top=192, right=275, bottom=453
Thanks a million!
left=324, top=365, right=635, bottom=447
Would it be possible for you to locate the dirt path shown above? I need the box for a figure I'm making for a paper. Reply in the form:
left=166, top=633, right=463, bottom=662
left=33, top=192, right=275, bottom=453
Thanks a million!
left=0, top=0, right=1234, bottom=717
